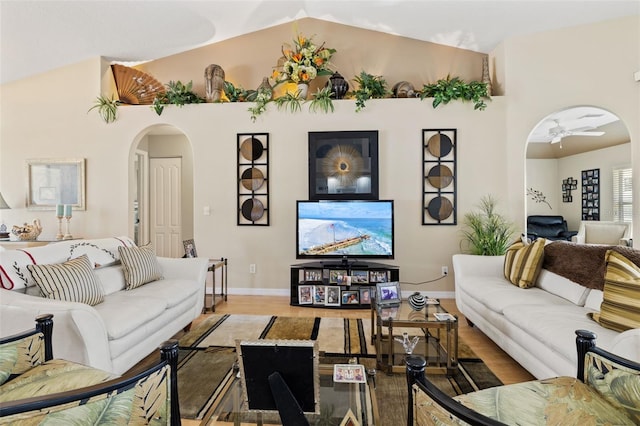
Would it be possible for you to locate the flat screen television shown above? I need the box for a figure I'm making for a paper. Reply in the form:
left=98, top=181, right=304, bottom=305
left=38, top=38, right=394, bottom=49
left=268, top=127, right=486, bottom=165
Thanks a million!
left=296, top=200, right=394, bottom=262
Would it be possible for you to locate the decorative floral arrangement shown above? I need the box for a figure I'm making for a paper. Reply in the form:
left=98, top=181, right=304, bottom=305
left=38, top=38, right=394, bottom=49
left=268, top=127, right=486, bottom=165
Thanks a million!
left=272, top=33, right=336, bottom=85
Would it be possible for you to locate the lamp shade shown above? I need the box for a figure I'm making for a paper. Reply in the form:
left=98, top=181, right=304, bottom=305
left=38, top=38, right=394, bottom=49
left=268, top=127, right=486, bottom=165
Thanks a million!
left=0, top=192, right=10, bottom=209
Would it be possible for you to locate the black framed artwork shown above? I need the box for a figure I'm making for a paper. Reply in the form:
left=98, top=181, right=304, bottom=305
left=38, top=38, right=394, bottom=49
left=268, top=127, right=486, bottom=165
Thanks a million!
left=237, top=133, right=269, bottom=225
left=581, top=168, right=600, bottom=220
left=308, top=130, right=379, bottom=200
left=422, top=129, right=457, bottom=225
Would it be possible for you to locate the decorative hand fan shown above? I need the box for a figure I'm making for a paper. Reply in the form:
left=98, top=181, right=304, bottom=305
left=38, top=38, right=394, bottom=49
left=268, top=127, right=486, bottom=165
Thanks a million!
left=111, top=64, right=165, bottom=105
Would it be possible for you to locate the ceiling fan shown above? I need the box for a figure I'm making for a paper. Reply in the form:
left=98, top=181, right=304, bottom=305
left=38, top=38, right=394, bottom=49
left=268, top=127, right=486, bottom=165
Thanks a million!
left=548, top=119, right=605, bottom=144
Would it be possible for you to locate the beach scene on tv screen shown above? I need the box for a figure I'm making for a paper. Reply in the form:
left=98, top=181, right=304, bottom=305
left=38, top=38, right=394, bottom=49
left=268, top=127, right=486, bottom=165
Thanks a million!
left=298, top=202, right=393, bottom=256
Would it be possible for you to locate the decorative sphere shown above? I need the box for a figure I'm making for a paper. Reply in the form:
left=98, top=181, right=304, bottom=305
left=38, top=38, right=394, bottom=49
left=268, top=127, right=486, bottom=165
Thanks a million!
left=408, top=292, right=426, bottom=311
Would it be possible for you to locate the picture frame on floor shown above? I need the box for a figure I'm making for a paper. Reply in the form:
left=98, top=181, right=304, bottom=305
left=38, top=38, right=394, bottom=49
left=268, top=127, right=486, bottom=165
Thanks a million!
left=325, top=286, right=341, bottom=306
left=298, top=285, right=313, bottom=304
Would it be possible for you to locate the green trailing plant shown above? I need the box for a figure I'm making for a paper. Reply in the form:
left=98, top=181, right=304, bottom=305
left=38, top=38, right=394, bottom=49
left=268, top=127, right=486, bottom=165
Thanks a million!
left=461, top=195, right=515, bottom=255
left=247, top=88, right=273, bottom=122
left=273, top=91, right=304, bottom=114
left=419, top=75, right=489, bottom=110
left=308, top=85, right=334, bottom=113
left=88, top=95, right=121, bottom=123
left=152, top=80, right=205, bottom=115
left=351, top=71, right=389, bottom=112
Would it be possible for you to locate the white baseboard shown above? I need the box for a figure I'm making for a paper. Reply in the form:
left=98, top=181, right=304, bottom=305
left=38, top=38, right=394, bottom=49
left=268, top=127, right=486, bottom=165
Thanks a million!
left=225, top=287, right=455, bottom=300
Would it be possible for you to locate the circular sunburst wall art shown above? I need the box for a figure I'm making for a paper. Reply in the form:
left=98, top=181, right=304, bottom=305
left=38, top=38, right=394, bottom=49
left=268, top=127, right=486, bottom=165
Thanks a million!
left=321, top=144, right=364, bottom=187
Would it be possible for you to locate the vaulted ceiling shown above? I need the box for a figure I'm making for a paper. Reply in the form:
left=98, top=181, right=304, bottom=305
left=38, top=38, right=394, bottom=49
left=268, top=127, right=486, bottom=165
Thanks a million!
left=1, top=0, right=638, bottom=85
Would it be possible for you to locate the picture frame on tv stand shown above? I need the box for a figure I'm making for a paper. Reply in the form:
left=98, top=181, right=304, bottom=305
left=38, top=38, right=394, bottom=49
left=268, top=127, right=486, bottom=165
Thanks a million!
left=308, top=130, right=379, bottom=200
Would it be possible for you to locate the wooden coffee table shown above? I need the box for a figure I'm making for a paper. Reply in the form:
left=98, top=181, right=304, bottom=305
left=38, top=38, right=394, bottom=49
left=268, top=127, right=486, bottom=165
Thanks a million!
left=371, top=297, right=458, bottom=375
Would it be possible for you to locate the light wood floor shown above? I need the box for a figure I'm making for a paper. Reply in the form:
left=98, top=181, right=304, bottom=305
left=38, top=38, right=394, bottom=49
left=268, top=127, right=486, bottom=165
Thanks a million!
left=182, top=296, right=535, bottom=425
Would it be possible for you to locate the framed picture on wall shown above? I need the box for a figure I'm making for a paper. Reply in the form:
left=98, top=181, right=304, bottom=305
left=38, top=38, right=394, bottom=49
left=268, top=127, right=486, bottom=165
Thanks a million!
left=581, top=168, right=600, bottom=220
left=308, top=131, right=379, bottom=200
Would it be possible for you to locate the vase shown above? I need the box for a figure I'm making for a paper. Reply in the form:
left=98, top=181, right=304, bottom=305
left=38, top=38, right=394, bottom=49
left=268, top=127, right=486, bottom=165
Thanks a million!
left=328, top=72, right=349, bottom=99
left=481, top=56, right=492, bottom=96
left=408, top=292, right=426, bottom=311
left=258, top=77, right=273, bottom=100
left=296, top=83, right=309, bottom=99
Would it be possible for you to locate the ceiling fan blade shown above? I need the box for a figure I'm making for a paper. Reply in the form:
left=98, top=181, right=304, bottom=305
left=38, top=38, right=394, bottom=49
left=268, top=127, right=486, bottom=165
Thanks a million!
left=571, top=131, right=605, bottom=136
left=551, top=135, right=562, bottom=144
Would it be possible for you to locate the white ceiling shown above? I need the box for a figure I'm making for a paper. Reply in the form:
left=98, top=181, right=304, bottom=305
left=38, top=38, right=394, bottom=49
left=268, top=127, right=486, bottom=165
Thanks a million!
left=1, top=0, right=639, bottom=85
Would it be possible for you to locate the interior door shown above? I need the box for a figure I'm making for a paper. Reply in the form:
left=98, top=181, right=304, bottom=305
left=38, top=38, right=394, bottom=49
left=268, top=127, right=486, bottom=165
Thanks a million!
left=150, top=157, right=182, bottom=257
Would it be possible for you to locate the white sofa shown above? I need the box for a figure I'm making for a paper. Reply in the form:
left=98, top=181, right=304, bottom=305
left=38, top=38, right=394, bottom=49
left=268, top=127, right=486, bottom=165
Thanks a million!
left=0, top=237, right=208, bottom=375
left=453, top=242, right=640, bottom=379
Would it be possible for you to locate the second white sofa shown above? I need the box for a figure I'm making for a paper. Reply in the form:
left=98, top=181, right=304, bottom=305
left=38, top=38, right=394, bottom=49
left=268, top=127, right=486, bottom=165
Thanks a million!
left=0, top=237, right=208, bottom=374
left=454, top=241, right=640, bottom=379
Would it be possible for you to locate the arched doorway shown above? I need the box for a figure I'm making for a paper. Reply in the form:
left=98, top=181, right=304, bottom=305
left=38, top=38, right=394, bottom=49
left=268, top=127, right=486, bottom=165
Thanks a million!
left=525, top=106, right=632, bottom=239
left=129, top=124, right=194, bottom=257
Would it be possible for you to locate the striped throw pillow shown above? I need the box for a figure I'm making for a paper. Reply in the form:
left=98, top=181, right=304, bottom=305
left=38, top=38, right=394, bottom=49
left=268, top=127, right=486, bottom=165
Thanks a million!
left=27, top=254, right=104, bottom=306
left=503, top=238, right=546, bottom=288
left=589, top=250, right=640, bottom=332
left=118, top=244, right=163, bottom=290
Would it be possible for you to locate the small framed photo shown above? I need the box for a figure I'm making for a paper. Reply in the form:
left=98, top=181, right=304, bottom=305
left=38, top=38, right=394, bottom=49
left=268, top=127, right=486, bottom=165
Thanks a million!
left=183, top=239, right=197, bottom=258
left=313, top=285, right=326, bottom=305
left=342, top=290, right=360, bottom=305
left=351, top=270, right=369, bottom=284
left=329, top=270, right=348, bottom=284
left=333, top=364, right=366, bottom=383
left=325, top=286, right=341, bottom=306
left=369, top=270, right=389, bottom=283
left=359, top=287, right=372, bottom=304
left=304, top=269, right=322, bottom=282
left=298, top=285, right=313, bottom=305
left=376, top=281, right=401, bottom=306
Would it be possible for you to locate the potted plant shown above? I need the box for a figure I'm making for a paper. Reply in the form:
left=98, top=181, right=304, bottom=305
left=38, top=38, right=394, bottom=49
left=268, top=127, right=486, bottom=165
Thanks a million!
left=308, top=85, right=334, bottom=113
left=152, top=80, right=205, bottom=115
left=351, top=71, right=389, bottom=112
left=419, top=75, right=489, bottom=110
left=88, top=95, right=121, bottom=123
left=460, top=195, right=514, bottom=255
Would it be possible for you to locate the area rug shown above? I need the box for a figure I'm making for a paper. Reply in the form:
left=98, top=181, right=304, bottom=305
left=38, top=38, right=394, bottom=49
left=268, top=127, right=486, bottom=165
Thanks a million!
left=177, top=314, right=503, bottom=421
left=179, top=314, right=375, bottom=356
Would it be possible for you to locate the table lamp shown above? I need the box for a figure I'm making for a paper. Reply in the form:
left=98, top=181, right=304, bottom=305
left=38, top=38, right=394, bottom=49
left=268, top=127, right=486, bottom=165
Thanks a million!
left=0, top=192, right=11, bottom=239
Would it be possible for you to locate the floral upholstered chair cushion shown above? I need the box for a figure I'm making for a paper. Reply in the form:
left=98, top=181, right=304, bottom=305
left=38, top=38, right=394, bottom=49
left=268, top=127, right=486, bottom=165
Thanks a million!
left=0, top=332, right=45, bottom=386
left=453, top=376, right=635, bottom=425
left=0, top=359, right=115, bottom=402
left=583, top=350, right=640, bottom=423
left=0, top=363, right=172, bottom=425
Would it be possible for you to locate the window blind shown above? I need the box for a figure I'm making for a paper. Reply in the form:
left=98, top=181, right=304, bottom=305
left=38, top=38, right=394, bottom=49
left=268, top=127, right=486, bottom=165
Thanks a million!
left=613, top=167, right=632, bottom=222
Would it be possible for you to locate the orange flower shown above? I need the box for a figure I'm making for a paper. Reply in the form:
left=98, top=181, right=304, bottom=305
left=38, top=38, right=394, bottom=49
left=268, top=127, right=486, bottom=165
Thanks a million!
left=313, top=57, right=325, bottom=67
left=300, top=72, right=310, bottom=82
left=292, top=53, right=303, bottom=63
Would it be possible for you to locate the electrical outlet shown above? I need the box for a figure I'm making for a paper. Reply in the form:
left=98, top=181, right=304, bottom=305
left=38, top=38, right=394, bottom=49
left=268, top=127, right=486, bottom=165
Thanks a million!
left=249, top=264, right=256, bottom=274
left=442, top=266, right=448, bottom=276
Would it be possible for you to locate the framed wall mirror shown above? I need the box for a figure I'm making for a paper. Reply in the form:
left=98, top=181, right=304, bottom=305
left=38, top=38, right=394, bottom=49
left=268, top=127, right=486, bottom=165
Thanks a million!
left=26, top=158, right=86, bottom=210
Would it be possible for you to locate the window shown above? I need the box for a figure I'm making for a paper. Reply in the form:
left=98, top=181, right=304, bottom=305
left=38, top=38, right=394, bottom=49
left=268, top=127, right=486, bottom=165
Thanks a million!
left=613, top=167, right=632, bottom=222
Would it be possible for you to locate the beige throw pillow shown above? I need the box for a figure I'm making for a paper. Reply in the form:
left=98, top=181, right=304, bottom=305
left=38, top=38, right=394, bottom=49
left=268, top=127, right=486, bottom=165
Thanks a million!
left=589, top=250, right=640, bottom=332
left=118, top=244, right=163, bottom=290
left=27, top=254, right=104, bottom=306
left=503, top=238, right=546, bottom=288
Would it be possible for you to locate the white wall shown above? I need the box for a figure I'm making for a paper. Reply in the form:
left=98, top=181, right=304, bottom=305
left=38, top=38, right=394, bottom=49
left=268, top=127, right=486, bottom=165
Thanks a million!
left=526, top=159, right=558, bottom=215
left=1, top=16, right=638, bottom=296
